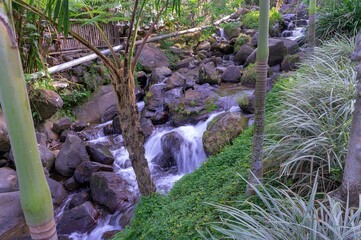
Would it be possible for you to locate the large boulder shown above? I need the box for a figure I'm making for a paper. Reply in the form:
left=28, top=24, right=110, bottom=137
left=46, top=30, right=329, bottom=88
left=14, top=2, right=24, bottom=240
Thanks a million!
left=203, top=112, right=248, bottom=156
left=138, top=44, right=170, bottom=72
left=30, top=89, right=64, bottom=120
left=245, top=38, right=288, bottom=67
left=150, top=67, right=172, bottom=84
left=221, top=65, right=242, bottom=83
left=196, top=41, right=211, bottom=52
left=233, top=44, right=255, bottom=65
left=198, top=62, right=221, bottom=85
left=52, top=117, right=72, bottom=134
left=165, top=72, right=186, bottom=90
left=168, top=84, right=220, bottom=126
left=86, top=144, right=115, bottom=165
left=0, top=167, right=18, bottom=193
left=74, top=161, right=113, bottom=185
left=279, top=38, right=299, bottom=55
left=0, top=191, right=23, bottom=236
left=90, top=172, right=135, bottom=213
left=55, top=134, right=90, bottom=177
left=57, top=201, right=100, bottom=235
left=144, top=84, right=166, bottom=112
left=74, top=85, right=116, bottom=124
left=152, top=132, right=184, bottom=170
left=0, top=113, right=10, bottom=153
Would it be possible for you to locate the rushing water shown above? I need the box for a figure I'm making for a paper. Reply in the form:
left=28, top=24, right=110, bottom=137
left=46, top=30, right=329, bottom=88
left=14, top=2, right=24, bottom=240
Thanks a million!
left=56, top=108, right=225, bottom=240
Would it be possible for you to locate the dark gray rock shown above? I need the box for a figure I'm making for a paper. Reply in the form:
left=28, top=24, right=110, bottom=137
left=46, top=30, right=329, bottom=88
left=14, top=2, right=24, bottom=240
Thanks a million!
left=90, top=172, right=135, bottom=213
left=86, top=144, right=115, bottom=165
left=0, top=191, right=23, bottom=236
left=140, top=118, right=154, bottom=139
left=0, top=167, right=18, bottom=193
left=74, top=161, right=113, bottom=185
left=55, top=134, right=90, bottom=177
left=39, top=145, right=56, bottom=171
left=152, top=132, right=183, bottom=169
left=175, top=57, right=195, bottom=70
left=52, top=117, right=72, bottom=134
left=198, top=62, right=221, bottom=85
left=112, top=115, right=122, bottom=135
left=63, top=177, right=80, bottom=192
left=165, top=72, right=186, bottom=90
left=150, top=67, right=172, bottom=84
left=30, top=89, right=64, bottom=120
left=196, top=41, right=211, bottom=52
left=71, top=120, right=87, bottom=132
left=221, top=65, right=242, bottom=83
left=138, top=44, right=170, bottom=72
left=36, top=132, right=47, bottom=147
left=144, top=84, right=166, bottom=112
left=234, top=44, right=255, bottom=65
left=47, top=178, right=67, bottom=207
left=0, top=114, right=10, bottom=153
left=57, top=201, right=99, bottom=235
left=68, top=191, right=91, bottom=209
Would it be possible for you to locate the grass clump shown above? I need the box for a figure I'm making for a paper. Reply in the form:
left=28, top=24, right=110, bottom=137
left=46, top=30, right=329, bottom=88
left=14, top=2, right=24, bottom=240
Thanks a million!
left=242, top=7, right=282, bottom=31
left=264, top=36, right=357, bottom=194
left=316, top=0, right=361, bottom=40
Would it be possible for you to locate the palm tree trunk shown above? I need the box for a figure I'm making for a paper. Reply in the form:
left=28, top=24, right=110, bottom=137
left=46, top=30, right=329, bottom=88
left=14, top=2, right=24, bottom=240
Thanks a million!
left=246, top=0, right=269, bottom=194
left=308, top=0, right=316, bottom=52
left=113, top=70, right=156, bottom=196
left=0, top=1, right=57, bottom=239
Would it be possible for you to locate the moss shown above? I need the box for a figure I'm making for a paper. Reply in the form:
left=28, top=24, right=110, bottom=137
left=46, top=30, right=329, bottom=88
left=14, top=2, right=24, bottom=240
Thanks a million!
left=241, top=63, right=257, bottom=86
left=234, top=33, right=251, bottom=53
left=223, top=22, right=241, bottom=39
left=205, top=98, right=218, bottom=113
left=242, top=7, right=282, bottom=31
left=237, top=95, right=250, bottom=108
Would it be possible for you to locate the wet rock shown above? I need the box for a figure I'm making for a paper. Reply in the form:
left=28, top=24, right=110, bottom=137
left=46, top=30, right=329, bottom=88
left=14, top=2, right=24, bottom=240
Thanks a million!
left=30, top=89, right=64, bottom=120
left=144, top=84, right=166, bottom=112
left=198, top=62, right=221, bottom=85
left=52, top=117, right=72, bottom=134
left=59, top=130, right=77, bottom=142
left=47, top=178, right=67, bottom=207
left=165, top=72, right=186, bottom=90
left=169, top=47, right=192, bottom=60
left=90, top=172, right=135, bottom=213
left=55, top=134, right=90, bottom=177
left=237, top=94, right=255, bottom=114
left=112, top=115, right=122, bottom=135
left=86, top=144, right=115, bottom=165
left=164, top=87, right=184, bottom=107
left=68, top=191, right=91, bottom=210
left=150, top=67, right=172, bottom=84
left=137, top=71, right=148, bottom=88
left=39, top=145, right=56, bottom=171
left=203, top=112, right=248, bottom=156
left=281, top=30, right=293, bottom=38
left=151, top=111, right=169, bottom=125
left=221, top=65, right=242, bottom=83
left=175, top=57, right=196, bottom=70
left=74, top=161, right=113, bottom=185
left=57, top=201, right=100, bottom=235
left=152, top=132, right=183, bottom=169
left=102, top=230, right=118, bottom=240
left=279, top=38, right=300, bottom=55
left=71, top=120, right=87, bottom=132
left=210, top=42, right=234, bottom=54
left=140, top=118, right=155, bottom=139
left=138, top=44, right=170, bottom=72
left=0, top=191, right=23, bottom=236
left=74, top=85, right=116, bottom=124
left=233, top=44, right=255, bottom=65
left=0, top=167, right=18, bottom=193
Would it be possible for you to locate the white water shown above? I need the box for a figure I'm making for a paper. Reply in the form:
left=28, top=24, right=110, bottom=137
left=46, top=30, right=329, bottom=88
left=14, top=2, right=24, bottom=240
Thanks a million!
left=65, top=111, right=224, bottom=240
left=287, top=27, right=305, bottom=42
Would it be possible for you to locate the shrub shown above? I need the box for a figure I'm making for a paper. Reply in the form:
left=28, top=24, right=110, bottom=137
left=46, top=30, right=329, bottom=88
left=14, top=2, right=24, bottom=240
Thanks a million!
left=242, top=7, right=282, bottom=31
left=264, top=36, right=357, bottom=194
left=207, top=175, right=361, bottom=240
left=316, top=0, right=361, bottom=40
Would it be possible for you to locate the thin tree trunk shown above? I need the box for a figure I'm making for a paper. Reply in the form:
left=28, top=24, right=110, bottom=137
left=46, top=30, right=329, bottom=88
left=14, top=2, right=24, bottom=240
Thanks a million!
left=308, top=0, right=316, bottom=53
left=113, top=71, right=156, bottom=195
left=341, top=40, right=361, bottom=207
left=246, top=0, right=269, bottom=195
left=0, top=1, right=57, bottom=239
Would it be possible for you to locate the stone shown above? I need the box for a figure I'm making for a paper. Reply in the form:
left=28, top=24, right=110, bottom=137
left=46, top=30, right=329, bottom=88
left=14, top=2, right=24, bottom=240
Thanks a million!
left=0, top=167, right=18, bottom=193
left=279, top=38, right=300, bottom=55
left=281, top=30, right=293, bottom=38
left=63, top=177, right=80, bottom=192
left=36, top=132, right=47, bottom=146
left=74, top=85, right=117, bottom=123
left=175, top=57, right=195, bottom=70
left=203, top=112, right=248, bottom=156
left=138, top=44, right=170, bottom=72
left=36, top=119, right=59, bottom=142
left=72, top=66, right=86, bottom=77
left=224, top=22, right=241, bottom=40
left=52, top=117, right=72, bottom=134
left=198, top=62, right=221, bottom=85
left=0, top=113, right=10, bottom=153
left=137, top=71, right=148, bottom=88
left=68, top=191, right=91, bottom=209
left=233, top=44, right=255, bottom=65
left=47, top=56, right=59, bottom=66
left=30, top=89, right=64, bottom=120
left=140, top=118, right=154, bottom=139
left=86, top=144, right=115, bottom=165
left=196, top=41, right=211, bottom=52
left=74, top=161, right=113, bottom=185
left=39, top=145, right=56, bottom=171
left=0, top=191, right=23, bottom=236
left=238, top=94, right=255, bottom=114
left=221, top=65, right=242, bottom=83
left=144, top=84, right=166, bottom=112
left=71, top=120, right=87, bottom=132
left=281, top=54, right=301, bottom=71
left=165, top=72, right=186, bottom=90
left=90, top=172, right=135, bottom=213
left=55, top=134, right=90, bottom=177
left=250, top=32, right=258, bottom=47
left=57, top=201, right=99, bottom=235
left=150, top=67, right=172, bottom=84
left=245, top=38, right=288, bottom=67
left=151, top=111, right=169, bottom=125
left=47, top=178, right=67, bottom=207
left=152, top=132, right=183, bottom=169
left=59, top=130, right=77, bottom=142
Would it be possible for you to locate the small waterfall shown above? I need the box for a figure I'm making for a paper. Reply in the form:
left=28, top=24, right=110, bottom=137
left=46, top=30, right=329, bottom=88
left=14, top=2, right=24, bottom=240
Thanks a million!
left=219, top=28, right=225, bottom=39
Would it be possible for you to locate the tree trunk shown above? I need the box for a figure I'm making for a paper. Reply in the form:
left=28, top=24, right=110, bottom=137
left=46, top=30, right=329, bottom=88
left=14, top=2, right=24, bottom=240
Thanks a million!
left=341, top=39, right=361, bottom=207
left=113, top=71, right=156, bottom=196
left=0, top=1, right=57, bottom=239
left=246, top=0, right=269, bottom=194
left=308, top=0, right=316, bottom=52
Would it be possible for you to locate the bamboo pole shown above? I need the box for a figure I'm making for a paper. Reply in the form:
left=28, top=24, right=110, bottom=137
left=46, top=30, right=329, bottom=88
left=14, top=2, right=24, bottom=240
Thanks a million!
left=0, top=1, right=57, bottom=239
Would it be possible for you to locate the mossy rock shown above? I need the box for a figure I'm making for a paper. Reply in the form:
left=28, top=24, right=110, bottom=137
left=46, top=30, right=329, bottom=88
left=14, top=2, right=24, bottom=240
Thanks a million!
left=234, top=33, right=251, bottom=53
left=237, top=94, right=254, bottom=114
left=241, top=63, right=273, bottom=87
left=202, top=112, right=248, bottom=156
left=223, top=22, right=241, bottom=40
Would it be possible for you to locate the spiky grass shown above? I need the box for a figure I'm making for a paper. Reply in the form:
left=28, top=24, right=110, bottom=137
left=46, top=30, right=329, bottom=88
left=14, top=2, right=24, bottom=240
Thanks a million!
left=205, top=175, right=361, bottom=240
left=264, top=36, right=357, bottom=194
